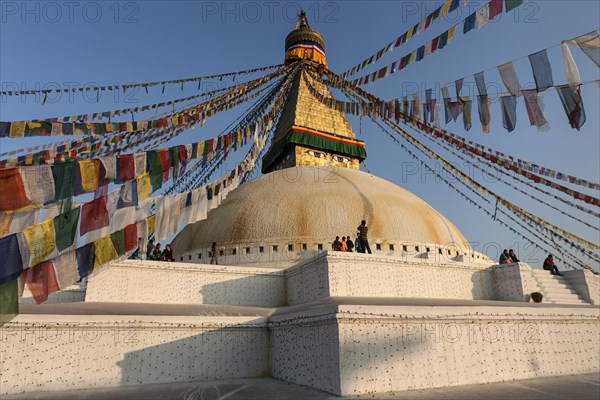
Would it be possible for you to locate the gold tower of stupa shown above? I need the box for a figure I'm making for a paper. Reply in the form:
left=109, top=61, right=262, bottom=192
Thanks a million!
left=261, top=11, right=367, bottom=172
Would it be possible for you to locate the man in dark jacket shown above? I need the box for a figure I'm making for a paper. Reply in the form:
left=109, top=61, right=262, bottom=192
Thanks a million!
left=543, top=254, right=562, bottom=276
left=346, top=234, right=354, bottom=252
left=357, top=220, right=372, bottom=254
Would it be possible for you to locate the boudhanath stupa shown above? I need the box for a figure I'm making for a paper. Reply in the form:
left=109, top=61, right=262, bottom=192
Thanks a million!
left=1, top=13, right=598, bottom=399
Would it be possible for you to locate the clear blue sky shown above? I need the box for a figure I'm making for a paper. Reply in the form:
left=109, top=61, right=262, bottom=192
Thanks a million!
left=1, top=1, right=599, bottom=266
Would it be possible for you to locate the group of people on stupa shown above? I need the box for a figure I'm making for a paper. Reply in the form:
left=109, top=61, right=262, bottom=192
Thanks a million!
left=332, top=220, right=372, bottom=254
left=145, top=239, right=175, bottom=262
left=499, top=248, right=563, bottom=276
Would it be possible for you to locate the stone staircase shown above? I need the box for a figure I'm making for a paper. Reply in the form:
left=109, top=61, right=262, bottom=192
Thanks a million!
left=530, top=269, right=590, bottom=305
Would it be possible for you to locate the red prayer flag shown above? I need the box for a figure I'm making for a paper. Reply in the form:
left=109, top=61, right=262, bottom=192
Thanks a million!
left=80, top=195, right=109, bottom=236
left=425, top=13, right=434, bottom=28
left=158, top=149, right=170, bottom=181
left=178, top=145, right=188, bottom=164
left=118, top=154, right=135, bottom=182
left=489, top=0, right=503, bottom=19
left=21, top=260, right=59, bottom=304
left=432, top=36, right=440, bottom=52
left=0, top=168, right=30, bottom=211
left=123, top=223, right=138, bottom=252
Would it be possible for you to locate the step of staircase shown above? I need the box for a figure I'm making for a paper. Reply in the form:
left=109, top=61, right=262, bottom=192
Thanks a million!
left=530, top=269, right=590, bottom=305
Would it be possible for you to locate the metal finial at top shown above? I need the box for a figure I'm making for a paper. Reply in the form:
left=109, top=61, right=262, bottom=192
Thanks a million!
left=295, top=10, right=310, bottom=29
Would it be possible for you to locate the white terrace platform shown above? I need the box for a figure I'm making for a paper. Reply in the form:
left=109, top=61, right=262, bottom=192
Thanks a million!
left=3, top=252, right=599, bottom=397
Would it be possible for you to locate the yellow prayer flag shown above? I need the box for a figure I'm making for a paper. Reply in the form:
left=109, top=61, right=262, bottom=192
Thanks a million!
left=442, top=0, right=451, bottom=16
left=9, top=122, right=26, bottom=138
left=147, top=215, right=156, bottom=234
left=22, top=218, right=56, bottom=267
left=196, top=141, right=205, bottom=158
left=448, top=25, right=457, bottom=43
left=136, top=172, right=151, bottom=203
left=93, top=236, right=119, bottom=269
left=78, top=159, right=98, bottom=192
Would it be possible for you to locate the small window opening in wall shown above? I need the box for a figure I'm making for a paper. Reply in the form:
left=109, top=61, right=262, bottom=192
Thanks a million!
left=245, top=247, right=251, bottom=254
left=318, top=244, right=323, bottom=251
left=389, top=244, right=394, bottom=251
left=259, top=246, right=264, bottom=253
left=402, top=245, right=407, bottom=252
left=180, top=257, right=183, bottom=261
left=232, top=248, right=237, bottom=255
left=219, top=250, right=224, bottom=256
left=288, top=244, right=294, bottom=251
left=272, top=245, right=278, bottom=252
left=208, top=252, right=212, bottom=257
left=448, top=250, right=452, bottom=255
left=415, top=246, right=420, bottom=252
left=376, top=243, right=381, bottom=250
left=438, top=248, right=443, bottom=255
left=426, top=247, right=431, bottom=252
left=302, top=243, right=307, bottom=251
left=188, top=255, right=192, bottom=261
left=198, top=253, right=202, bottom=259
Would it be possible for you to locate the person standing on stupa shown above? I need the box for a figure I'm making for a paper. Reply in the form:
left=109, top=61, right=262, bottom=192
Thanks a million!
left=357, top=220, right=372, bottom=254
left=210, top=242, right=219, bottom=265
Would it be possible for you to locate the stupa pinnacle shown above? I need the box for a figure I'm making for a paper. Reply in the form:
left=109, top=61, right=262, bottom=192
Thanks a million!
left=261, top=11, right=367, bottom=172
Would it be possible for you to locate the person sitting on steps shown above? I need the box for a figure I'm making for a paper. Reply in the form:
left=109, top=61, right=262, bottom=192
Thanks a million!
left=543, top=254, right=562, bottom=276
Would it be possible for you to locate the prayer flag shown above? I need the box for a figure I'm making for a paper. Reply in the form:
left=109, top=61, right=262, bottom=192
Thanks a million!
left=474, top=72, right=487, bottom=96
left=52, top=161, right=76, bottom=201
left=123, top=223, right=137, bottom=252
left=478, top=95, right=492, bottom=133
left=134, top=153, right=146, bottom=178
left=136, top=172, right=151, bottom=203
left=21, top=260, right=59, bottom=304
left=0, top=168, right=30, bottom=211
left=522, top=89, right=549, bottom=130
left=80, top=196, right=109, bottom=236
left=22, top=218, right=56, bottom=268
left=77, top=159, right=99, bottom=194
left=52, top=251, right=79, bottom=290
left=501, top=95, right=517, bottom=132
left=54, top=206, right=80, bottom=252
left=93, top=236, right=119, bottom=269
left=0, top=234, right=24, bottom=284
left=528, top=49, right=554, bottom=92
left=464, top=12, right=476, bottom=33
left=556, top=84, right=586, bottom=130
left=21, top=165, right=55, bottom=205
left=117, top=180, right=138, bottom=209
left=117, top=154, right=135, bottom=183
left=562, top=42, right=581, bottom=88
left=76, top=242, right=95, bottom=279
left=505, top=0, right=524, bottom=13
left=110, top=230, right=125, bottom=256
left=573, top=31, right=600, bottom=67
left=497, top=62, right=522, bottom=96
left=489, top=0, right=503, bottom=19
left=475, top=3, right=489, bottom=29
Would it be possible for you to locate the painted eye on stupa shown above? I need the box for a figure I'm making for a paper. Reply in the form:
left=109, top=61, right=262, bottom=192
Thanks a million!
left=308, top=150, right=324, bottom=158
left=335, top=156, right=349, bottom=163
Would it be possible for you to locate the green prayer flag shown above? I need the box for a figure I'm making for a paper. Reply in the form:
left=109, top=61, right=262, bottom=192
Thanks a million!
left=146, top=151, right=164, bottom=191
left=0, top=280, right=19, bottom=325
left=54, top=206, right=80, bottom=252
left=504, top=0, right=524, bottom=12
left=110, top=230, right=125, bottom=256
left=438, top=31, right=449, bottom=49
left=52, top=161, right=76, bottom=201
left=168, top=146, right=180, bottom=168
left=433, top=6, right=441, bottom=20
